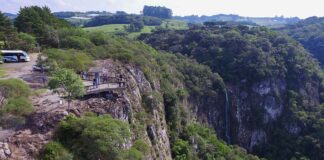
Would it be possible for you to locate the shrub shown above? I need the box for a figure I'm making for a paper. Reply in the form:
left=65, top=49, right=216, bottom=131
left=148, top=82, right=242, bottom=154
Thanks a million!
left=40, top=141, right=73, bottom=160
left=142, top=92, right=162, bottom=111
left=132, top=140, right=150, bottom=154
left=61, top=36, right=94, bottom=50
left=171, top=139, right=193, bottom=160
left=15, top=32, right=36, bottom=51
left=0, top=79, right=32, bottom=129
left=44, top=49, right=93, bottom=72
left=88, top=31, right=108, bottom=45
left=1, top=97, right=34, bottom=116
left=113, top=52, right=134, bottom=63
left=0, top=79, right=31, bottom=98
left=122, top=148, right=143, bottom=160
left=55, top=114, right=131, bottom=160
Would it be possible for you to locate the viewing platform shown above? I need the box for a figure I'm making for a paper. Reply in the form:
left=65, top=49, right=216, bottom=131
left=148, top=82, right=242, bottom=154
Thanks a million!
left=81, top=71, right=126, bottom=96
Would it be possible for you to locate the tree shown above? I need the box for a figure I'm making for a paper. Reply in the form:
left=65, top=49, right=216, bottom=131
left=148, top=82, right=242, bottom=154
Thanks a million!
left=40, top=141, right=73, bottom=160
left=0, top=12, right=12, bottom=30
left=0, top=11, right=16, bottom=49
left=14, top=33, right=36, bottom=51
left=14, top=6, right=69, bottom=46
left=48, top=68, right=85, bottom=109
left=56, top=114, right=131, bottom=160
left=127, top=21, right=144, bottom=32
left=143, top=6, right=173, bottom=19
left=43, top=49, right=93, bottom=72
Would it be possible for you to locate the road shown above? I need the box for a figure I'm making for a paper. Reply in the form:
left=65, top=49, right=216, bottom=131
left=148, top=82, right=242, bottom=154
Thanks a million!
left=0, top=53, right=39, bottom=140
left=0, top=53, right=38, bottom=79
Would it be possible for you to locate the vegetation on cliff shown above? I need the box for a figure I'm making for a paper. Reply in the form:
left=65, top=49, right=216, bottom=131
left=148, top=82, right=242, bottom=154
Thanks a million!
left=0, top=11, right=36, bottom=50
left=0, top=79, right=34, bottom=128
left=5, top=6, right=324, bottom=160
left=277, top=17, right=324, bottom=67
left=139, top=24, right=324, bottom=159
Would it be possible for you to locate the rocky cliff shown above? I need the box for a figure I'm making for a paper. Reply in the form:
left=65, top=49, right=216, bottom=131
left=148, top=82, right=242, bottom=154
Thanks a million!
left=0, top=59, right=171, bottom=159
left=139, top=25, right=324, bottom=159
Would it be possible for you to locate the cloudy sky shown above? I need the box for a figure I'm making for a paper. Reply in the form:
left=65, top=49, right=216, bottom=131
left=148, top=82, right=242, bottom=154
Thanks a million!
left=0, top=0, right=323, bottom=18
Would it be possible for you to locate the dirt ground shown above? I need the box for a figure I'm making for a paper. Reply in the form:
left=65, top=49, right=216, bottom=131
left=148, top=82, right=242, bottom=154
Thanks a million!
left=0, top=53, right=38, bottom=80
left=0, top=53, right=66, bottom=142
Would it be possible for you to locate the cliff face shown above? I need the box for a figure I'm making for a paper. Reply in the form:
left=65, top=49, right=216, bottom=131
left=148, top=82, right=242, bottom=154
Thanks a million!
left=1, top=59, right=171, bottom=160
left=195, top=76, right=321, bottom=152
left=138, top=26, right=324, bottom=159
left=66, top=60, right=172, bottom=159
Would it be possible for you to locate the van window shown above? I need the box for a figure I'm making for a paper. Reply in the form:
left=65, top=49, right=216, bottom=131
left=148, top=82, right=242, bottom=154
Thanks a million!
left=3, top=53, right=15, bottom=56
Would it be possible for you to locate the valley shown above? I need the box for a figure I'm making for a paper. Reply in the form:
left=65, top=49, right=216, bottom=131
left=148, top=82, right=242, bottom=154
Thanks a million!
left=0, top=3, right=324, bottom=160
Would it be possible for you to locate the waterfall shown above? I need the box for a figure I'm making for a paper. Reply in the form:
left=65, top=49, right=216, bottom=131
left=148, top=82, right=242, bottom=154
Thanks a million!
left=224, top=89, right=231, bottom=144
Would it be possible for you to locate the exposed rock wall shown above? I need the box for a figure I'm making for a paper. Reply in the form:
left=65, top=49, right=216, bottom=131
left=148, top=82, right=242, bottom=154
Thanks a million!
left=195, top=77, right=320, bottom=151
left=2, top=59, right=171, bottom=160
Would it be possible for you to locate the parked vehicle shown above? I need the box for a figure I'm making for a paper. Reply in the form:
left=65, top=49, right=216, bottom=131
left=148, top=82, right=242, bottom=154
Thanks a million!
left=32, top=64, right=50, bottom=72
left=0, top=50, right=30, bottom=62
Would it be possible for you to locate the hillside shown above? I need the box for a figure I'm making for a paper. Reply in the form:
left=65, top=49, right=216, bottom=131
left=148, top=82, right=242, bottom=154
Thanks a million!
left=175, top=14, right=300, bottom=27
left=2, top=4, right=324, bottom=160
left=0, top=7, right=258, bottom=159
left=277, top=17, right=324, bottom=67
left=3, top=13, right=16, bottom=20
left=84, top=20, right=188, bottom=38
left=139, top=24, right=324, bottom=160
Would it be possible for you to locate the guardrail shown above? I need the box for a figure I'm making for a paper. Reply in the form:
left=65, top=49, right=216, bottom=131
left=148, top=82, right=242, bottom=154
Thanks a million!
left=84, top=81, right=126, bottom=95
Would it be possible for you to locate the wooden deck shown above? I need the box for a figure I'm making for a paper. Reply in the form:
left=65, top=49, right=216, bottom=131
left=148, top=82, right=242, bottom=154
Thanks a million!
left=83, top=81, right=126, bottom=95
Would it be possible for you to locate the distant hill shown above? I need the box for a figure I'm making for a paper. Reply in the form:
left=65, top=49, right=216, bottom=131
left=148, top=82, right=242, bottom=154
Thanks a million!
left=84, top=20, right=188, bottom=38
left=277, top=16, right=324, bottom=67
left=3, top=13, right=16, bottom=19
left=53, top=11, right=300, bottom=28
left=53, top=11, right=113, bottom=19
left=174, top=14, right=300, bottom=27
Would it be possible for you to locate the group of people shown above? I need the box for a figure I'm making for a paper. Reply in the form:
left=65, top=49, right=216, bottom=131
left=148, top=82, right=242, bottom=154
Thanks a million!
left=86, top=73, right=125, bottom=89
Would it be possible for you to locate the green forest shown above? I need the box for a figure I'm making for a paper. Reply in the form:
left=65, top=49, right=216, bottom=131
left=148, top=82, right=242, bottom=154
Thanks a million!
left=139, top=24, right=324, bottom=159
left=0, top=6, right=259, bottom=160
left=1, top=4, right=324, bottom=160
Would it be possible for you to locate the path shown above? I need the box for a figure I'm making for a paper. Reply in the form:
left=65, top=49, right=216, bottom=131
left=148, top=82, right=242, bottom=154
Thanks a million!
left=0, top=53, right=64, bottom=141
left=0, top=129, right=14, bottom=141
left=0, top=53, right=38, bottom=79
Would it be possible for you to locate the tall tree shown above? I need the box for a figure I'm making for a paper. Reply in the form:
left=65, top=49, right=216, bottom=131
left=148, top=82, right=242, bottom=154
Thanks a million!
left=48, top=68, right=85, bottom=109
left=14, top=6, right=69, bottom=47
left=143, top=6, right=173, bottom=19
left=0, top=11, right=15, bottom=49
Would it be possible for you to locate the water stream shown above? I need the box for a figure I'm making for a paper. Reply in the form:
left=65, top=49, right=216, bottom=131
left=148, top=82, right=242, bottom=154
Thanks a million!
left=224, top=89, right=231, bottom=144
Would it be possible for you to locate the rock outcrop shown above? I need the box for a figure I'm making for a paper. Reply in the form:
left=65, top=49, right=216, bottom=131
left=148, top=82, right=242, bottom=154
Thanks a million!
left=2, top=59, right=171, bottom=160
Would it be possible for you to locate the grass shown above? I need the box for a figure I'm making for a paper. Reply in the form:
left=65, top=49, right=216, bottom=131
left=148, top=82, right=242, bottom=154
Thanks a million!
left=84, top=24, right=156, bottom=38
left=0, top=67, right=7, bottom=78
left=84, top=24, right=128, bottom=33
left=128, top=26, right=156, bottom=38
left=161, top=20, right=189, bottom=30
left=33, top=89, right=48, bottom=97
left=83, top=19, right=188, bottom=38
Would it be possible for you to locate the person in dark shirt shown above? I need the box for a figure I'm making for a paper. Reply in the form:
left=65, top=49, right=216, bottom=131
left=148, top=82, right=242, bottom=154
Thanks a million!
left=93, top=78, right=97, bottom=88
left=119, top=75, right=123, bottom=87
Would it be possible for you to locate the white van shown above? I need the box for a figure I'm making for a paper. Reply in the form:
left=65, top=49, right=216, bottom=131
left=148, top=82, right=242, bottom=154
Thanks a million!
left=0, top=50, right=30, bottom=62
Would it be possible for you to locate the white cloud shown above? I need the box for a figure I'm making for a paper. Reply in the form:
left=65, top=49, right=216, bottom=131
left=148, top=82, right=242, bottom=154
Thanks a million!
left=0, top=0, right=323, bottom=18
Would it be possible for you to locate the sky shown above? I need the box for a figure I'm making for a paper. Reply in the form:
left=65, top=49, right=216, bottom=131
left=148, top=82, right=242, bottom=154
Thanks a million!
left=0, top=0, right=323, bottom=18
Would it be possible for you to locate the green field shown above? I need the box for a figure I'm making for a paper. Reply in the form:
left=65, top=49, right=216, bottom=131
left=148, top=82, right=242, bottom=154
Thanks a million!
left=0, top=67, right=7, bottom=78
left=84, top=24, right=128, bottom=33
left=161, top=20, right=189, bottom=30
left=83, top=20, right=188, bottom=38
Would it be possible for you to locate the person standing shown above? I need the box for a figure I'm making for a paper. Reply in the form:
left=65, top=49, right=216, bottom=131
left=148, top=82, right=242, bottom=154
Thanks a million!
left=119, top=74, right=123, bottom=87
left=93, top=78, right=97, bottom=89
